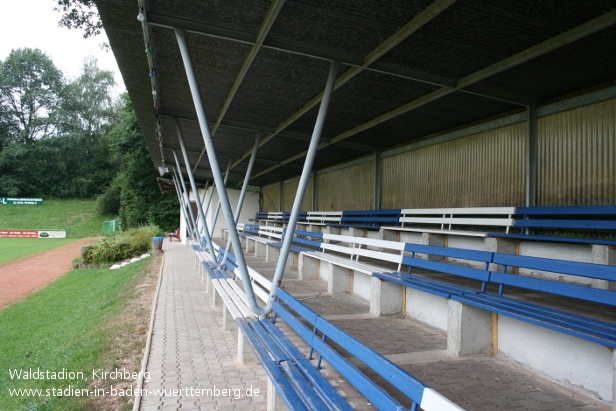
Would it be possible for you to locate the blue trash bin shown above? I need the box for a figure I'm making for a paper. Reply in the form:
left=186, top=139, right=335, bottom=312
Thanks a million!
left=152, top=236, right=163, bottom=251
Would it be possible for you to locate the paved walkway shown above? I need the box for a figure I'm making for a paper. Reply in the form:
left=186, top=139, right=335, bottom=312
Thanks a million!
left=141, top=239, right=610, bottom=411
left=140, top=240, right=268, bottom=411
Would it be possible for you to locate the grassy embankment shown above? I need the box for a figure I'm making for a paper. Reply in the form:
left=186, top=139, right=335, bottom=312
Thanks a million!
left=0, top=199, right=113, bottom=264
left=0, top=255, right=158, bottom=411
left=0, top=198, right=157, bottom=410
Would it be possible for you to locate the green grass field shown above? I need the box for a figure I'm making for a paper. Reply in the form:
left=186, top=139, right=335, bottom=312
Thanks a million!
left=0, top=199, right=113, bottom=238
left=0, top=258, right=152, bottom=411
left=0, top=238, right=75, bottom=265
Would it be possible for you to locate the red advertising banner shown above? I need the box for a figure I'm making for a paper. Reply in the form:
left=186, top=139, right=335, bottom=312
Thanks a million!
left=0, top=230, right=39, bottom=238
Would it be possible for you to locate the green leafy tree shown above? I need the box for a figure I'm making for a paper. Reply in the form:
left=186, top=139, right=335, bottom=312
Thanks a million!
left=105, top=94, right=179, bottom=231
left=0, top=54, right=115, bottom=198
left=0, top=48, right=64, bottom=144
left=59, top=56, right=116, bottom=139
left=54, top=0, right=102, bottom=38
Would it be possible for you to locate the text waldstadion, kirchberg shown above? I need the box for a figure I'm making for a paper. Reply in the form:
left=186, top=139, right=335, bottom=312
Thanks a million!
left=8, top=368, right=150, bottom=382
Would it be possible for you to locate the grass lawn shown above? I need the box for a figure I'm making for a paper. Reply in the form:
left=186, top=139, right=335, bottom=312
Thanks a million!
left=0, top=199, right=113, bottom=238
left=0, top=257, right=157, bottom=411
left=0, top=238, right=75, bottom=265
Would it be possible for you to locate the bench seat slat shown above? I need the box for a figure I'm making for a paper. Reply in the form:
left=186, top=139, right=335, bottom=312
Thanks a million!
left=490, top=272, right=616, bottom=307
left=273, top=301, right=409, bottom=411
left=452, top=293, right=616, bottom=348
left=487, top=233, right=616, bottom=246
left=279, top=361, right=331, bottom=411
left=374, top=272, right=480, bottom=298
left=277, top=289, right=430, bottom=408
left=403, top=257, right=490, bottom=283
left=238, top=320, right=309, bottom=411
left=259, top=320, right=355, bottom=411
left=492, top=253, right=616, bottom=281
left=457, top=292, right=616, bottom=334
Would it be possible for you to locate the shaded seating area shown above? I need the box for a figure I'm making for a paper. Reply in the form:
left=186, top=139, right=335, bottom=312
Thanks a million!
left=93, top=0, right=616, bottom=409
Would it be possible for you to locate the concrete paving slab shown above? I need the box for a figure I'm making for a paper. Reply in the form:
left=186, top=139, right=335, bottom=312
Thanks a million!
left=140, top=240, right=268, bottom=410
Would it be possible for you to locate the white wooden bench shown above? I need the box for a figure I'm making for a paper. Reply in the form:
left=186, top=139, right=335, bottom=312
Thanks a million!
left=381, top=207, right=515, bottom=243
left=299, top=233, right=406, bottom=315
left=297, top=211, right=343, bottom=232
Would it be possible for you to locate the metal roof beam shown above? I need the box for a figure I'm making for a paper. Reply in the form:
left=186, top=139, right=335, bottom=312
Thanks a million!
left=226, top=0, right=457, bottom=171
left=252, top=9, right=616, bottom=180
left=147, top=1, right=528, bottom=106
left=164, top=146, right=303, bottom=169
left=192, top=0, right=286, bottom=172
left=158, top=110, right=376, bottom=151
left=457, top=9, right=616, bottom=88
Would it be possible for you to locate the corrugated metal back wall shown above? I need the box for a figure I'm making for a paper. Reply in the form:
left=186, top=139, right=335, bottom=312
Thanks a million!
left=318, top=160, right=375, bottom=211
left=260, top=98, right=615, bottom=211
left=381, top=123, right=527, bottom=208
left=282, top=178, right=313, bottom=211
left=537, top=98, right=616, bottom=206
left=261, top=184, right=280, bottom=212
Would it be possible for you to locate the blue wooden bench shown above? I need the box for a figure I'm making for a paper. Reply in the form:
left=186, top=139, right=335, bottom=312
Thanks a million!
left=195, top=242, right=463, bottom=410
left=269, top=289, right=464, bottom=411
left=374, top=243, right=493, bottom=298
left=266, top=230, right=324, bottom=254
left=374, top=244, right=616, bottom=348
left=329, top=209, right=402, bottom=230
left=453, top=252, right=616, bottom=347
left=489, top=205, right=616, bottom=245
left=238, top=316, right=354, bottom=411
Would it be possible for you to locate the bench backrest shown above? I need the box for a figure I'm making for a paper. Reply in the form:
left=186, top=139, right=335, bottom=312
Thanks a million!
left=340, top=209, right=402, bottom=226
left=491, top=253, right=616, bottom=306
left=305, top=211, right=343, bottom=224
left=320, top=233, right=405, bottom=269
left=403, top=243, right=493, bottom=286
left=280, top=229, right=324, bottom=251
left=255, top=211, right=308, bottom=223
left=274, top=289, right=429, bottom=410
left=399, top=207, right=516, bottom=232
left=514, top=205, right=616, bottom=231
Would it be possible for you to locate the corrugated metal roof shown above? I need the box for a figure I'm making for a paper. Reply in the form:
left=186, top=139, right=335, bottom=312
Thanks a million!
left=94, top=0, right=616, bottom=188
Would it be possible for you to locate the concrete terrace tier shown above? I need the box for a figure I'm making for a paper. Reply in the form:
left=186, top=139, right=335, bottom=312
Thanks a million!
left=143, top=239, right=611, bottom=410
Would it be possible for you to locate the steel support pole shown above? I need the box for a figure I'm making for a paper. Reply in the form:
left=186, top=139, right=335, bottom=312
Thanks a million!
left=216, top=131, right=262, bottom=268
left=201, top=180, right=210, bottom=204
left=172, top=167, right=198, bottom=241
left=171, top=173, right=194, bottom=240
left=312, top=171, right=317, bottom=211
left=209, top=158, right=232, bottom=239
left=268, top=60, right=340, bottom=311
left=174, top=122, right=218, bottom=260
left=374, top=151, right=381, bottom=210
left=173, top=167, right=198, bottom=241
left=203, top=179, right=216, bottom=217
left=526, top=106, right=537, bottom=207
left=173, top=152, right=200, bottom=236
left=279, top=181, right=284, bottom=211
left=175, top=28, right=264, bottom=315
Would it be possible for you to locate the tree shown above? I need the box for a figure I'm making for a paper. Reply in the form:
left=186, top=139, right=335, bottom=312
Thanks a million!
left=104, top=94, right=179, bottom=231
left=54, top=0, right=102, bottom=39
left=0, top=53, right=116, bottom=198
left=59, top=56, right=116, bottom=139
left=0, top=48, right=64, bottom=144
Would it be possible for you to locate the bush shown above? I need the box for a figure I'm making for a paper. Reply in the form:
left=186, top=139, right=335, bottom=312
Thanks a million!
left=81, top=225, right=160, bottom=265
left=97, top=184, right=121, bottom=215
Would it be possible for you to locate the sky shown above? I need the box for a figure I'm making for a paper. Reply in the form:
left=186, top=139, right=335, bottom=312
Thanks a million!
left=0, top=0, right=126, bottom=93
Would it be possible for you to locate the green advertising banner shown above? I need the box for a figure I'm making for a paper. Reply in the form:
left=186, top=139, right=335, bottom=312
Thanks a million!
left=0, top=197, right=43, bottom=205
